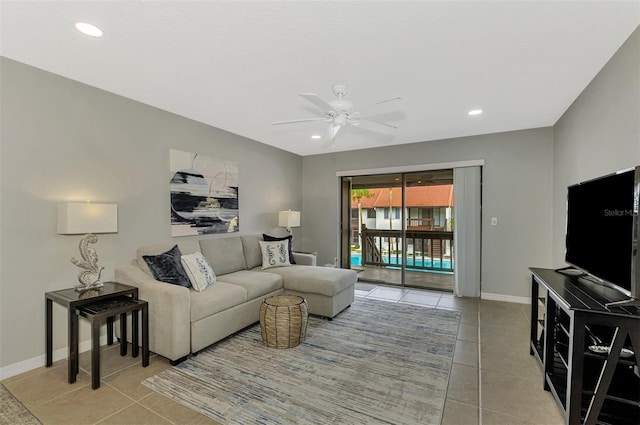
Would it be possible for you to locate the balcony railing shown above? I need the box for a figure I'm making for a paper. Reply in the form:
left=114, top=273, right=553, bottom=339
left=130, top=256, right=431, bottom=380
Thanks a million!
left=360, top=226, right=454, bottom=273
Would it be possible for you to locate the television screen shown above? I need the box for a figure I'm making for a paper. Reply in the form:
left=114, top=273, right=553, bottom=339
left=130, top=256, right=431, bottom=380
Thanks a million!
left=565, top=169, right=636, bottom=296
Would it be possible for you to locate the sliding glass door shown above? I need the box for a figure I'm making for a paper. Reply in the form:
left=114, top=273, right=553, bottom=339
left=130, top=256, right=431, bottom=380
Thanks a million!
left=342, top=169, right=455, bottom=291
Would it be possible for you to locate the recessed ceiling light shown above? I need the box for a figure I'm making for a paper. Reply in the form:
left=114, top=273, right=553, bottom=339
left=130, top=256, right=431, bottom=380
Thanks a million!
left=468, top=109, right=483, bottom=116
left=75, top=22, right=103, bottom=37
left=311, top=135, right=321, bottom=139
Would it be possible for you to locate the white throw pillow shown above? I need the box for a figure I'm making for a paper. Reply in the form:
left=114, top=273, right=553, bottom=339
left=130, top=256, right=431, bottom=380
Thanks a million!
left=180, top=252, right=216, bottom=292
left=259, top=240, right=292, bottom=270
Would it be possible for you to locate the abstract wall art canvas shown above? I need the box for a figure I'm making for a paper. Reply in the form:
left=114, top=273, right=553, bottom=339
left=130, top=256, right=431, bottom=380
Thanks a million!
left=170, top=149, right=239, bottom=236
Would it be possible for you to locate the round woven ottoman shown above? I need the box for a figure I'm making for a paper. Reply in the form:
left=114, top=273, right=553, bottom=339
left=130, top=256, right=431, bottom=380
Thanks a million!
left=259, top=295, right=308, bottom=348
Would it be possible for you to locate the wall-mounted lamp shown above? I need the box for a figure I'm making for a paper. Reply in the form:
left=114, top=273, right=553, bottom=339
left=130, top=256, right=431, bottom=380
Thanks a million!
left=57, top=202, right=118, bottom=291
left=278, top=209, right=300, bottom=234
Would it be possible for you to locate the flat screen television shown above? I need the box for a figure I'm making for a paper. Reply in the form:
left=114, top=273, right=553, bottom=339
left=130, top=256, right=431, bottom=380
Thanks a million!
left=564, top=166, right=639, bottom=307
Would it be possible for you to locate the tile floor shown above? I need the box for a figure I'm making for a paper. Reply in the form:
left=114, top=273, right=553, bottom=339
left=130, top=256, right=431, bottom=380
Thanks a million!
left=354, top=266, right=454, bottom=291
left=2, top=284, right=564, bottom=425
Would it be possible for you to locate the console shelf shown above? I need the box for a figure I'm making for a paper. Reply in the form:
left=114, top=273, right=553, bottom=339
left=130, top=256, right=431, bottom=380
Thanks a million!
left=530, top=268, right=640, bottom=425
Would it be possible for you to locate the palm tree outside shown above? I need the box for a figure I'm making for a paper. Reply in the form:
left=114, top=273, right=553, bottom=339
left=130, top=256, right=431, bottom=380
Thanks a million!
left=351, top=189, right=373, bottom=248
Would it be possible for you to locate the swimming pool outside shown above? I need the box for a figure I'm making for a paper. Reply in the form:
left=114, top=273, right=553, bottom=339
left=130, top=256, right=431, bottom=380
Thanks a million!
left=350, top=252, right=453, bottom=271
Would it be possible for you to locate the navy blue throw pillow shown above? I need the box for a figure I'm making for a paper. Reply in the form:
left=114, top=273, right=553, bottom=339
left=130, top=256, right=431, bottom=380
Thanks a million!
left=262, top=234, right=296, bottom=264
left=143, top=245, right=191, bottom=287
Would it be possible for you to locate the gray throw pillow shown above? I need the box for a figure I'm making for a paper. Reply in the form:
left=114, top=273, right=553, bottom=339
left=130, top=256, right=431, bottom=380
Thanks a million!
left=143, top=245, right=191, bottom=287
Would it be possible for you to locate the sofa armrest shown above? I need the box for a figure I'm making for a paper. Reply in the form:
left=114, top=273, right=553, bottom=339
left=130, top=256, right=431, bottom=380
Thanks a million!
left=293, top=251, right=317, bottom=266
left=114, top=265, right=191, bottom=361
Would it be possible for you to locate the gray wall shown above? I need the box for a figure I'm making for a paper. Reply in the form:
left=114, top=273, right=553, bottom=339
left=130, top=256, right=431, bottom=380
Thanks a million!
left=0, top=58, right=302, bottom=370
left=552, top=26, right=640, bottom=264
left=302, top=128, right=554, bottom=299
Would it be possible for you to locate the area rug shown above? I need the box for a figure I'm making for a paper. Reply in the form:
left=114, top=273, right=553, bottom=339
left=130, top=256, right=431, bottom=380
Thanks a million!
left=143, top=299, right=460, bottom=425
left=0, top=383, right=42, bottom=425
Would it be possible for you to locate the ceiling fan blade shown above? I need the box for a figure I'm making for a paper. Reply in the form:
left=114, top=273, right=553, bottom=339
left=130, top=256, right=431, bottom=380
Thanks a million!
left=322, top=137, right=337, bottom=148
left=329, top=123, right=342, bottom=139
left=360, top=117, right=398, bottom=131
left=321, top=123, right=342, bottom=148
left=358, top=97, right=402, bottom=116
left=299, top=93, right=336, bottom=114
left=370, top=97, right=402, bottom=106
left=272, top=117, right=328, bottom=125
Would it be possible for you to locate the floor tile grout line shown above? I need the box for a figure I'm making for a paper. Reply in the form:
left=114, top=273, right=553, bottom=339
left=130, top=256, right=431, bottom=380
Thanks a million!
left=132, top=390, right=181, bottom=424
left=91, top=392, right=137, bottom=425
left=92, top=387, right=171, bottom=425
left=30, top=379, right=90, bottom=409
left=477, top=307, right=483, bottom=425
left=443, top=316, right=463, bottom=425
left=135, top=400, right=178, bottom=425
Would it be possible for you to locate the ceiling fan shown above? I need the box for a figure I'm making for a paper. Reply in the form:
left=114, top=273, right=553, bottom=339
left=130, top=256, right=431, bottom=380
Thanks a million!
left=272, top=84, right=401, bottom=145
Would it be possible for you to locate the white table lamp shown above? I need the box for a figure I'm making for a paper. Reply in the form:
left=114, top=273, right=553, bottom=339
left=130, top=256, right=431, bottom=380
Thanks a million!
left=58, top=202, right=118, bottom=290
left=278, top=209, right=300, bottom=234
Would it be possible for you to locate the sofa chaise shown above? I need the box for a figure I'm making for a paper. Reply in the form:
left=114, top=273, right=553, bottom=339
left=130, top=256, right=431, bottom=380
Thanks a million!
left=114, top=234, right=357, bottom=364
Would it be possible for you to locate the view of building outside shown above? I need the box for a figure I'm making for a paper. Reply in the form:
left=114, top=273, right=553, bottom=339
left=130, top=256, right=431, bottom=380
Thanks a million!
left=350, top=184, right=454, bottom=271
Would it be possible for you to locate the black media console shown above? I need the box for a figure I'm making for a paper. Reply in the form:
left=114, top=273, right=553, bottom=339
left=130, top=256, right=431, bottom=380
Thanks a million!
left=529, top=268, right=640, bottom=425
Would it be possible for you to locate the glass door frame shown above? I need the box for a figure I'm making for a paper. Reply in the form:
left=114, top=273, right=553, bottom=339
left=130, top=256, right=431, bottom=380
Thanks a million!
left=341, top=170, right=454, bottom=289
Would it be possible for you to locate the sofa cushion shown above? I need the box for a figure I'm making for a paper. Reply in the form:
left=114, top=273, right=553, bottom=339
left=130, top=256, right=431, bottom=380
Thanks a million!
left=217, top=270, right=283, bottom=299
left=181, top=252, right=216, bottom=292
left=259, top=240, right=291, bottom=269
left=136, top=240, right=201, bottom=277
left=263, top=234, right=296, bottom=264
left=142, top=245, right=191, bottom=287
left=199, top=237, right=247, bottom=276
left=190, top=281, right=248, bottom=322
left=241, top=234, right=263, bottom=269
left=267, top=266, right=357, bottom=297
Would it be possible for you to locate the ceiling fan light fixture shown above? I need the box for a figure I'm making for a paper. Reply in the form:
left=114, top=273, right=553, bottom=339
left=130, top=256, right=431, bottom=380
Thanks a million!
left=468, top=109, right=483, bottom=116
left=75, top=22, right=103, bottom=37
left=330, top=99, right=355, bottom=112
left=334, top=114, right=348, bottom=126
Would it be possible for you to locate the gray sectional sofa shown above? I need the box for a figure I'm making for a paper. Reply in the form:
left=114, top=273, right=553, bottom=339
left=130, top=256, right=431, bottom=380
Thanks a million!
left=114, top=234, right=357, bottom=364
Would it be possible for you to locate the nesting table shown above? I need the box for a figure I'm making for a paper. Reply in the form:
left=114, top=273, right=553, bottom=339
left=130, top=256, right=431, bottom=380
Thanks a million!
left=45, top=282, right=149, bottom=389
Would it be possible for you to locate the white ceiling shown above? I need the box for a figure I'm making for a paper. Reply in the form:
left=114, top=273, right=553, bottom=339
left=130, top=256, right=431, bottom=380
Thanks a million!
left=2, top=1, right=639, bottom=156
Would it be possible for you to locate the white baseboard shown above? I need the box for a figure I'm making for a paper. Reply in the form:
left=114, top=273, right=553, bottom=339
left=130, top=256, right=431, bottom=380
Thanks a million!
left=0, top=335, right=108, bottom=380
left=481, top=292, right=530, bottom=304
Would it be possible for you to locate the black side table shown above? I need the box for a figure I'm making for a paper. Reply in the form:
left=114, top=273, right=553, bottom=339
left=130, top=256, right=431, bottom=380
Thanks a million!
left=45, top=282, right=138, bottom=384
left=77, top=297, right=149, bottom=389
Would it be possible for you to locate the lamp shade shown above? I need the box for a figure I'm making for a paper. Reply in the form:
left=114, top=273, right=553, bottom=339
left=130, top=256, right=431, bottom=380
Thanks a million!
left=278, top=210, right=300, bottom=229
left=57, top=202, right=118, bottom=235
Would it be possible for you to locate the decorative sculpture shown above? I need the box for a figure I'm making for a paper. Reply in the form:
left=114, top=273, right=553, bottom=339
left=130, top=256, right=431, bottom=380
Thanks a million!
left=71, top=233, right=104, bottom=290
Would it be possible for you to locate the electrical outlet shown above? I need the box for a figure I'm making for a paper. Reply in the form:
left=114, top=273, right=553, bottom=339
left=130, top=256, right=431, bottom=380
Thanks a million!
left=491, top=217, right=498, bottom=226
